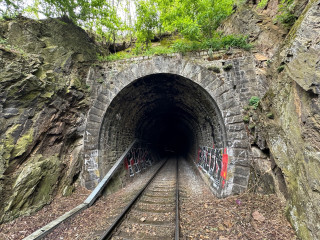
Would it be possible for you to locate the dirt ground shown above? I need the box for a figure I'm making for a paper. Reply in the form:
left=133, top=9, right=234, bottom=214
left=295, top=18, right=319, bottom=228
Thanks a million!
left=178, top=159, right=296, bottom=240
left=0, top=159, right=296, bottom=240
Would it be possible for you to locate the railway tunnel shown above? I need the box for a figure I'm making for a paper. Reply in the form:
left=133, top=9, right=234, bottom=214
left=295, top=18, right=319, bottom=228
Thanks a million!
left=84, top=57, right=253, bottom=197
left=99, top=73, right=226, bottom=163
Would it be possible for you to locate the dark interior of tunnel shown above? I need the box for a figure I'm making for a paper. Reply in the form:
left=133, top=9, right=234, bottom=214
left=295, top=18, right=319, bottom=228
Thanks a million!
left=141, top=111, right=194, bottom=158
left=99, top=73, right=226, bottom=173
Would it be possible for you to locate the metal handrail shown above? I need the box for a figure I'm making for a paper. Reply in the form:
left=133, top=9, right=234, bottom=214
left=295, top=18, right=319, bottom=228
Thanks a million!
left=24, top=139, right=139, bottom=240
left=85, top=139, right=137, bottom=206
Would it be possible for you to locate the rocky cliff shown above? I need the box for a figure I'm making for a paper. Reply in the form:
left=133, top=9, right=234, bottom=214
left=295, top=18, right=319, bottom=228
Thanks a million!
left=222, top=0, right=320, bottom=239
left=0, top=1, right=320, bottom=239
left=0, top=17, right=106, bottom=222
left=262, top=1, right=320, bottom=238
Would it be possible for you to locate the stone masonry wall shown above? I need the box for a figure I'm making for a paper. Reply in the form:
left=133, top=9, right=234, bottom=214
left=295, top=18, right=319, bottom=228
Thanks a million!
left=84, top=50, right=267, bottom=197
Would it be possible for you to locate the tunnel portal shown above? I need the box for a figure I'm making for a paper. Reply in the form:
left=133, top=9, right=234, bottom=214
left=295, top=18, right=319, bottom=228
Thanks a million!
left=99, top=73, right=226, bottom=169
left=84, top=56, right=254, bottom=197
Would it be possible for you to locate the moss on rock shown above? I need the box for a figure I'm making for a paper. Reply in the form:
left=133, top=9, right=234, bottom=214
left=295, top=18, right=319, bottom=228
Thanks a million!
left=259, top=1, right=320, bottom=238
left=0, top=16, right=105, bottom=223
left=3, top=154, right=62, bottom=221
left=0, top=124, right=22, bottom=172
left=11, top=128, right=34, bottom=158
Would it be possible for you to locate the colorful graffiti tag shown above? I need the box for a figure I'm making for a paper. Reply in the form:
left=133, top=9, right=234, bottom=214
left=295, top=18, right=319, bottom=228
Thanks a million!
left=197, top=146, right=229, bottom=189
left=124, top=145, right=154, bottom=177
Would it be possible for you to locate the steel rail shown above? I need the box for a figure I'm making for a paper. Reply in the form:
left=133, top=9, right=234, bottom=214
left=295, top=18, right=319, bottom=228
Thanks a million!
left=99, top=159, right=168, bottom=240
left=175, top=158, right=180, bottom=240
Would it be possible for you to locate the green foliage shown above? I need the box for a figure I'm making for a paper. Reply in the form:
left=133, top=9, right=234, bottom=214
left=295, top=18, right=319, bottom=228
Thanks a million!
left=0, top=36, right=27, bottom=56
left=223, top=64, right=233, bottom=71
left=144, top=45, right=175, bottom=56
left=101, top=32, right=251, bottom=62
left=206, top=34, right=252, bottom=50
left=97, top=43, right=176, bottom=61
left=249, top=96, right=260, bottom=109
left=257, top=0, right=269, bottom=9
left=154, top=0, right=234, bottom=40
left=135, top=0, right=159, bottom=50
left=233, top=0, right=247, bottom=6
left=277, top=65, right=285, bottom=73
left=0, top=36, right=7, bottom=44
left=171, top=39, right=203, bottom=53
left=243, top=105, right=251, bottom=111
left=1, top=0, right=247, bottom=54
left=243, top=115, right=250, bottom=123
left=0, top=0, right=24, bottom=19
left=275, top=0, right=296, bottom=28
left=172, top=34, right=251, bottom=53
left=277, top=11, right=296, bottom=28
left=1, top=0, right=123, bottom=44
left=208, top=66, right=221, bottom=73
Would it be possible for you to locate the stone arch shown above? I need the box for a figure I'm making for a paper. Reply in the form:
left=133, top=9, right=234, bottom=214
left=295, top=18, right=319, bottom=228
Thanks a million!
left=83, top=56, right=251, bottom=197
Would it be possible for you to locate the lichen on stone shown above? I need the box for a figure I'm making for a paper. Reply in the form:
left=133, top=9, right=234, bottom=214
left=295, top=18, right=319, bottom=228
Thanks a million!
left=3, top=154, right=62, bottom=221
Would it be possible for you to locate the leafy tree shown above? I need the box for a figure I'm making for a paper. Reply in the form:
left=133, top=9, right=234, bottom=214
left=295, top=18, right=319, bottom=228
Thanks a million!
left=0, top=0, right=24, bottom=18
left=1, top=0, right=123, bottom=45
left=1, top=0, right=248, bottom=56
left=134, top=0, right=159, bottom=50
left=154, top=0, right=234, bottom=40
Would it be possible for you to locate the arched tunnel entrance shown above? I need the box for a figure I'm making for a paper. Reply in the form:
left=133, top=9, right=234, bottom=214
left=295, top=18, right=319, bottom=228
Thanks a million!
left=98, top=73, right=227, bottom=185
left=84, top=57, right=252, bottom=197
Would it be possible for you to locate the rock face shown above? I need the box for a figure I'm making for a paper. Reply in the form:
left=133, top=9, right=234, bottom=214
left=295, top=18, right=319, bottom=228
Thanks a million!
left=223, top=0, right=320, bottom=239
left=262, top=1, right=320, bottom=238
left=0, top=1, right=319, bottom=239
left=0, top=17, right=106, bottom=222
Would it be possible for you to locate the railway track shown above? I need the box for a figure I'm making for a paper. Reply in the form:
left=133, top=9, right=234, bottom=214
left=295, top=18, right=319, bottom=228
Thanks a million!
left=99, top=158, right=180, bottom=240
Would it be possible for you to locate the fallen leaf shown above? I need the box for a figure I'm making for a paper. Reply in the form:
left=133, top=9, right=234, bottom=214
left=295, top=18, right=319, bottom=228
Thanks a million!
left=223, top=219, right=233, bottom=228
left=219, top=236, right=229, bottom=240
left=252, top=210, right=265, bottom=222
left=218, top=224, right=225, bottom=231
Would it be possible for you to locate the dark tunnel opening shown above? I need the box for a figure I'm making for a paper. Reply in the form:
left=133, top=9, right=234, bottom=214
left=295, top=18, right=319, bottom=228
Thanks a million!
left=142, top=112, right=194, bottom=158
left=98, top=73, right=226, bottom=176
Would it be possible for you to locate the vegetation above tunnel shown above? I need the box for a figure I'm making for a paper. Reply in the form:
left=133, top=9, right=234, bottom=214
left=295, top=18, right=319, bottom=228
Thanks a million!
left=1, top=0, right=298, bottom=59
left=1, top=0, right=250, bottom=59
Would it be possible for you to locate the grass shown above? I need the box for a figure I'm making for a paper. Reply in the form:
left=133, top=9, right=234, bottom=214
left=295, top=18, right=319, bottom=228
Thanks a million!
left=99, top=33, right=252, bottom=62
left=145, top=45, right=176, bottom=56
left=171, top=34, right=252, bottom=53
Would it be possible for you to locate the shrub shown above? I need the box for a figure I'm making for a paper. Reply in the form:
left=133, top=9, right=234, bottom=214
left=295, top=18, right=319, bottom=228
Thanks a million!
left=208, top=66, right=221, bottom=73
left=277, top=65, right=285, bottom=73
left=257, top=0, right=269, bottom=9
left=275, top=0, right=297, bottom=28
left=249, top=96, right=260, bottom=109
left=243, top=105, right=251, bottom=111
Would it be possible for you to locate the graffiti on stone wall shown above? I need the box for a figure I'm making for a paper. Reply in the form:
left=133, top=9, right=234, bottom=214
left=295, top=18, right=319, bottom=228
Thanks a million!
left=197, top=146, right=229, bottom=189
left=124, top=145, right=154, bottom=177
